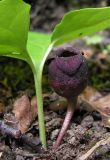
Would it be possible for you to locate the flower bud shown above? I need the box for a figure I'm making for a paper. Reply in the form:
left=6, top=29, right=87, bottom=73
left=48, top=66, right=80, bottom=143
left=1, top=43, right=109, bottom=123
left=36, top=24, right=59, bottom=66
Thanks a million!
left=48, top=46, right=88, bottom=98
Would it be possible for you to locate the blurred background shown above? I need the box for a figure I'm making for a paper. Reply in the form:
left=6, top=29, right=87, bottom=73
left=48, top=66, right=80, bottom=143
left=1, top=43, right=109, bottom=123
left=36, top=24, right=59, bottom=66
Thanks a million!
left=0, top=0, right=110, bottom=100
left=29, top=0, right=110, bottom=32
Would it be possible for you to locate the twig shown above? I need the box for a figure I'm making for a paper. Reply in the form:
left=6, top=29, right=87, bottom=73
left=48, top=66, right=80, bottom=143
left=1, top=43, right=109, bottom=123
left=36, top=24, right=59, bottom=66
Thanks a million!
left=0, top=120, right=21, bottom=138
left=0, top=120, right=41, bottom=152
left=78, top=136, right=110, bottom=160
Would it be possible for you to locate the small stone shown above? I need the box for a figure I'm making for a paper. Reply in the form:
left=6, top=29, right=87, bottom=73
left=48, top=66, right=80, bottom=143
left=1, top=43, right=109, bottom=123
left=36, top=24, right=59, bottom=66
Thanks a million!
left=81, top=115, right=94, bottom=128
left=51, top=129, right=59, bottom=140
left=16, top=155, right=24, bottom=160
left=68, top=137, right=76, bottom=144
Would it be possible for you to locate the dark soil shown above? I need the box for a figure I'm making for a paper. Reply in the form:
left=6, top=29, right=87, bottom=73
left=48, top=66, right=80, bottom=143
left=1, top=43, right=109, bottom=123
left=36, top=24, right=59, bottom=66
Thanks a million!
left=1, top=98, right=110, bottom=160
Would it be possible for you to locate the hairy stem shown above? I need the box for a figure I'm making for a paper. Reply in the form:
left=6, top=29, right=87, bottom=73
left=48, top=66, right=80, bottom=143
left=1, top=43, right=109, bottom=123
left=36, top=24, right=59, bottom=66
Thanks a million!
left=54, top=97, right=77, bottom=149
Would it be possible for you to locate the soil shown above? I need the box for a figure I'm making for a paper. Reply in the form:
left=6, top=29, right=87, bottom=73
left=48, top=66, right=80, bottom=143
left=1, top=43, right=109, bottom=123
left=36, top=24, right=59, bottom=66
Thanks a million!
left=0, top=0, right=110, bottom=160
left=1, top=96, right=110, bottom=160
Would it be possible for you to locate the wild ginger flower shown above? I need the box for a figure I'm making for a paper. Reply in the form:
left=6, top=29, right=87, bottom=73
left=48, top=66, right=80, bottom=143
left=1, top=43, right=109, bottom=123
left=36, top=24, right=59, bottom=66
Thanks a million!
left=48, top=46, right=88, bottom=149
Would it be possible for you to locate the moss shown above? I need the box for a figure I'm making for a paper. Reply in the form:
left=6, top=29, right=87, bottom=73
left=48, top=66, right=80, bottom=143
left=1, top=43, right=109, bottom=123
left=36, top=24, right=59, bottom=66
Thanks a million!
left=0, top=57, right=34, bottom=94
left=88, top=58, right=110, bottom=90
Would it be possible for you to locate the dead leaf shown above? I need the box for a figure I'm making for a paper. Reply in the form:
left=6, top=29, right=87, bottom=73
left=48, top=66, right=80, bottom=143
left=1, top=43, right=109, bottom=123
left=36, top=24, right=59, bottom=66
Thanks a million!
left=78, top=86, right=102, bottom=112
left=79, top=87, right=110, bottom=127
left=80, top=86, right=102, bottom=102
left=30, top=96, right=38, bottom=120
left=93, top=94, right=110, bottom=117
left=93, top=94, right=110, bottom=127
left=12, top=95, right=37, bottom=133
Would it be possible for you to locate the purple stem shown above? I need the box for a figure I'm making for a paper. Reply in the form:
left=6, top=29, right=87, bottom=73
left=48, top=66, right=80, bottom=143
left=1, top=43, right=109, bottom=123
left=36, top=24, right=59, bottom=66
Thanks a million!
left=53, top=97, right=77, bottom=149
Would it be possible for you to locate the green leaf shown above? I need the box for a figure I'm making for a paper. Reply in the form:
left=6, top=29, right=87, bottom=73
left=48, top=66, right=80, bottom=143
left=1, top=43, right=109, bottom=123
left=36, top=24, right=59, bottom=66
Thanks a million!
left=0, top=0, right=51, bottom=148
left=52, top=7, right=110, bottom=46
left=27, top=31, right=52, bottom=149
left=27, top=32, right=51, bottom=72
left=0, top=0, right=30, bottom=60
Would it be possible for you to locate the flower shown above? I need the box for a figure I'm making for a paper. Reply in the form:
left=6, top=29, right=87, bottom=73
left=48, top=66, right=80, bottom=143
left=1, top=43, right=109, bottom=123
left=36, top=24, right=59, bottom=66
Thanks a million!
left=48, top=46, right=88, bottom=99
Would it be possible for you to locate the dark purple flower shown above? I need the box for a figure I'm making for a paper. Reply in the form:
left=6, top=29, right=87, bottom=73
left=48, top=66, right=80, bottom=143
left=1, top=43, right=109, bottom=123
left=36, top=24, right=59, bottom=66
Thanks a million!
left=48, top=46, right=88, bottom=149
left=48, top=46, right=88, bottom=99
